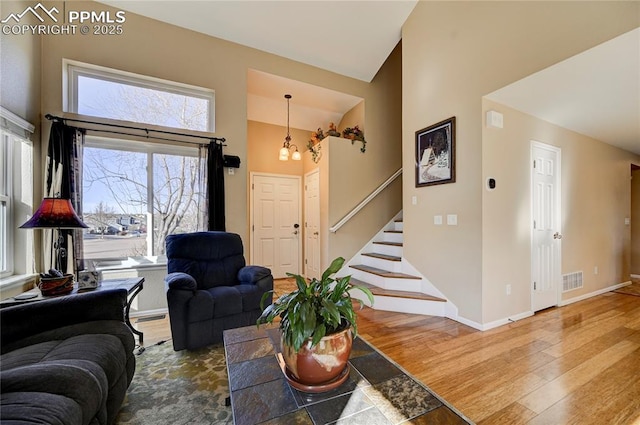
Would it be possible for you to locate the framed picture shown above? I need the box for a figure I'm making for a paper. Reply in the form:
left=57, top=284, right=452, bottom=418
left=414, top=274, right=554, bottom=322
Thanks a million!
left=415, top=117, right=456, bottom=187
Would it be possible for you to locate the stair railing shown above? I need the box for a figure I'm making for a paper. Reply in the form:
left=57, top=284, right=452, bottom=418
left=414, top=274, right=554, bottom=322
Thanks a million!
left=329, top=168, right=402, bottom=233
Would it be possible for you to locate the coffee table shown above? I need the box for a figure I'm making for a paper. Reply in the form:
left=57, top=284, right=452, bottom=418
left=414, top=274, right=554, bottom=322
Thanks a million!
left=223, top=325, right=472, bottom=425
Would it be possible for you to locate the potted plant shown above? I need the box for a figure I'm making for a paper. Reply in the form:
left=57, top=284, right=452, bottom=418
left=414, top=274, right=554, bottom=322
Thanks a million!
left=258, top=257, right=374, bottom=388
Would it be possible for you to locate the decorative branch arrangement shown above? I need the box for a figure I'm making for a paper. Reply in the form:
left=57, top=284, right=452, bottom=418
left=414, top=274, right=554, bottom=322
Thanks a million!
left=341, top=125, right=366, bottom=153
left=307, top=123, right=366, bottom=164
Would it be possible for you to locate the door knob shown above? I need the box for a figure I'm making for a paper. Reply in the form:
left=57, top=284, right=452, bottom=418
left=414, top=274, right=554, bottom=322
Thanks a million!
left=553, top=232, right=563, bottom=239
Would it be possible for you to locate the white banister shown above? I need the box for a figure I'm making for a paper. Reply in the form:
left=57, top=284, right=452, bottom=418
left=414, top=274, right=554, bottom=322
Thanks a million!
left=330, top=168, right=402, bottom=233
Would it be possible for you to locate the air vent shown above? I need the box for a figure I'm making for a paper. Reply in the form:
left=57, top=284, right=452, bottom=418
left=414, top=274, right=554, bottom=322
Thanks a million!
left=562, top=271, right=583, bottom=292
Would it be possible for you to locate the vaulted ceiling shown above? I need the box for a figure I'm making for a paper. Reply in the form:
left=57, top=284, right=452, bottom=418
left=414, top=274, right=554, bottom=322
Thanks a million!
left=99, top=1, right=639, bottom=155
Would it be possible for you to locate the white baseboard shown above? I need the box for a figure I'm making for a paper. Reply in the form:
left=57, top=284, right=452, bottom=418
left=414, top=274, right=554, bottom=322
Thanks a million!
left=130, top=308, right=168, bottom=319
left=631, top=274, right=640, bottom=279
left=453, top=310, right=534, bottom=331
left=559, top=281, right=631, bottom=306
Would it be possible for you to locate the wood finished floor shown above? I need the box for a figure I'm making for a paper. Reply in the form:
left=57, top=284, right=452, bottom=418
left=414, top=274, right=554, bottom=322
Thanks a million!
left=134, top=279, right=640, bottom=424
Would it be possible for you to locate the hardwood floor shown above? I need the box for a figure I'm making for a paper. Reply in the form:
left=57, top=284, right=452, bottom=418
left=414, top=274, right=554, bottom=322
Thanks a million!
left=134, top=278, right=640, bottom=424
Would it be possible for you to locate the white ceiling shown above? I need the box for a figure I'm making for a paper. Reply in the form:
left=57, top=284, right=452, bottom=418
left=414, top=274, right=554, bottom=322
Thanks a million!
left=487, top=28, right=640, bottom=156
left=99, top=1, right=639, bottom=155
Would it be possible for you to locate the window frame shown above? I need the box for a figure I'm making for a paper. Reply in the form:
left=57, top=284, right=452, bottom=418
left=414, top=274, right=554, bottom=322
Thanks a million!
left=0, top=107, right=35, bottom=281
left=83, top=135, right=201, bottom=264
left=63, top=59, right=215, bottom=132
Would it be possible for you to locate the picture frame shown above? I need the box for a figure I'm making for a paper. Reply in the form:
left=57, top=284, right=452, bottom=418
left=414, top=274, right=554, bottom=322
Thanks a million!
left=415, top=117, right=456, bottom=187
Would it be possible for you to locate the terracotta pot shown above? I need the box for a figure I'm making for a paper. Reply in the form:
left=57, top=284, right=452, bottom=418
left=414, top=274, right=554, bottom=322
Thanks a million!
left=281, top=327, right=352, bottom=385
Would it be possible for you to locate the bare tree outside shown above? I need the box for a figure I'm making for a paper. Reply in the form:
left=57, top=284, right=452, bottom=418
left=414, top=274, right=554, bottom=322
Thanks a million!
left=80, top=75, right=208, bottom=260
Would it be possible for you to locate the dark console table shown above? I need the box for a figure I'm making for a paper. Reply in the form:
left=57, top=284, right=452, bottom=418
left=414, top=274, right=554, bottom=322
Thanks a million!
left=223, top=325, right=472, bottom=425
left=1, top=277, right=144, bottom=344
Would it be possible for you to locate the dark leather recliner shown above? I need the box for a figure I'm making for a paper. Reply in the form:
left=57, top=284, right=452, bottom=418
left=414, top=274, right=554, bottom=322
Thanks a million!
left=164, top=231, right=273, bottom=351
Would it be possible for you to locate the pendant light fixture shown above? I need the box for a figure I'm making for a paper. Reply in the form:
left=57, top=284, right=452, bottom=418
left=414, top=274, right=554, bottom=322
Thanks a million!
left=279, top=94, right=301, bottom=161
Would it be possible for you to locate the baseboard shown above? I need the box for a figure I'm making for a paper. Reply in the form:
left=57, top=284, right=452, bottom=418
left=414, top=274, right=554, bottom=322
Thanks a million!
left=130, top=307, right=168, bottom=318
left=453, top=310, right=534, bottom=331
left=559, top=281, right=631, bottom=306
left=631, top=274, right=640, bottom=279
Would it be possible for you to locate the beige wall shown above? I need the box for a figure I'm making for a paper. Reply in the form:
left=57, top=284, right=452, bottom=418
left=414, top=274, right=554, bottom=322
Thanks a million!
left=247, top=120, right=308, bottom=177
left=37, top=0, right=401, bottom=263
left=632, top=167, right=640, bottom=276
left=483, top=99, right=640, bottom=323
left=402, top=1, right=639, bottom=324
left=0, top=0, right=42, bottom=296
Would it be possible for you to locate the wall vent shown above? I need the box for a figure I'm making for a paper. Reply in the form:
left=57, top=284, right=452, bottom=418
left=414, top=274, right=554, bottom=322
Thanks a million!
left=562, top=271, right=583, bottom=292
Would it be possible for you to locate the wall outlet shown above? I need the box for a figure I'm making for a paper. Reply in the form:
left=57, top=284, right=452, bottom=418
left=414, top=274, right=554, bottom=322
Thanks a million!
left=434, top=215, right=443, bottom=225
left=594, top=266, right=599, bottom=275
left=506, top=284, right=511, bottom=295
left=227, top=167, right=235, bottom=175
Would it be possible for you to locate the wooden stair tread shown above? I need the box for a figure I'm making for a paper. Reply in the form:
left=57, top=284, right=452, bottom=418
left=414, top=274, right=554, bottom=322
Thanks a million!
left=373, top=241, right=403, bottom=247
left=350, top=264, right=420, bottom=279
left=350, top=279, right=446, bottom=302
left=362, top=252, right=401, bottom=262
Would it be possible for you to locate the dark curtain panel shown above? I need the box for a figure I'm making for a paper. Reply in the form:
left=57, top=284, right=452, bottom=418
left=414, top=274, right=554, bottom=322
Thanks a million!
left=207, top=140, right=225, bottom=231
left=46, top=122, right=85, bottom=272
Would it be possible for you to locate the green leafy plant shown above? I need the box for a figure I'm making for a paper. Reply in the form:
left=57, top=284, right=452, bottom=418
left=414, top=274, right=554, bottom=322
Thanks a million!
left=258, top=257, right=374, bottom=351
left=342, top=125, right=367, bottom=153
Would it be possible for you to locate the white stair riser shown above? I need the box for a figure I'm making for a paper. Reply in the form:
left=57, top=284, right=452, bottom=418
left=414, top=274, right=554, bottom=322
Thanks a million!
left=381, top=232, right=403, bottom=244
left=349, top=269, right=422, bottom=292
left=360, top=255, right=402, bottom=273
left=369, top=296, right=446, bottom=316
left=394, top=221, right=403, bottom=232
left=371, top=243, right=403, bottom=257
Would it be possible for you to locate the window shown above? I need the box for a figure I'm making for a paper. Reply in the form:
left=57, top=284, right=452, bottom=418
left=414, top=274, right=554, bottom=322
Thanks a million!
left=64, top=61, right=213, bottom=266
left=82, top=138, right=203, bottom=263
left=65, top=60, right=215, bottom=132
left=0, top=111, right=34, bottom=279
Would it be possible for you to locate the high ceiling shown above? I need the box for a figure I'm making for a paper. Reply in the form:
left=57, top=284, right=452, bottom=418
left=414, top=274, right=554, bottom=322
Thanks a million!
left=99, top=1, right=639, bottom=155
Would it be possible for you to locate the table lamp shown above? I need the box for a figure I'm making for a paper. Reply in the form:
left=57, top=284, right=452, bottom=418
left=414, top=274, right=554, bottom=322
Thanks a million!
left=20, top=198, right=88, bottom=294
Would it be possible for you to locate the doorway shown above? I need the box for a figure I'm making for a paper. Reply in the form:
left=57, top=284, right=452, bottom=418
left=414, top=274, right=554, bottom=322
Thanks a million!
left=531, top=141, right=562, bottom=312
left=250, top=173, right=301, bottom=278
left=304, top=169, right=321, bottom=280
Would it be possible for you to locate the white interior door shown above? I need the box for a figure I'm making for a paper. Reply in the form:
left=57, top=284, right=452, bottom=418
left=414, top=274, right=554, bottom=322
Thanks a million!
left=252, top=174, right=301, bottom=278
left=304, top=170, right=321, bottom=280
left=531, top=142, right=562, bottom=312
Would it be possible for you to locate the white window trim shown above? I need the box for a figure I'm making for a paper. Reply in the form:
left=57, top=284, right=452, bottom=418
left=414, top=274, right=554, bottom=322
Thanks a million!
left=0, top=107, right=34, bottom=282
left=63, top=59, right=215, bottom=132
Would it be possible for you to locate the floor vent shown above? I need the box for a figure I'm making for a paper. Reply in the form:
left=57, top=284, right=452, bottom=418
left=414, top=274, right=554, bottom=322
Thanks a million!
left=562, top=271, right=583, bottom=292
left=136, top=314, right=166, bottom=323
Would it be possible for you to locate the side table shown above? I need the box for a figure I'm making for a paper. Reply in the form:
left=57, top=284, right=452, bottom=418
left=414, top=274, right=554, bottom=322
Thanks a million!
left=1, top=277, right=145, bottom=344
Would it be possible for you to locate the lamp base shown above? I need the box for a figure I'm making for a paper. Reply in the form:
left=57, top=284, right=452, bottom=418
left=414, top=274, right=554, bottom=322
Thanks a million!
left=39, top=274, right=74, bottom=296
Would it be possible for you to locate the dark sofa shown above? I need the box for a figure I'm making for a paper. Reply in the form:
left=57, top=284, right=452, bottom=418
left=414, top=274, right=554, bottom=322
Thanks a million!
left=0, top=289, right=136, bottom=425
left=165, top=231, right=274, bottom=351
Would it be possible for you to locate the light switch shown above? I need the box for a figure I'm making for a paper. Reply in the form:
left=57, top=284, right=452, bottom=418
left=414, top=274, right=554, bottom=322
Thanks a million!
left=434, top=215, right=443, bottom=225
left=227, top=168, right=235, bottom=175
left=625, top=217, right=630, bottom=225
left=447, top=214, right=458, bottom=225
left=412, top=196, right=417, bottom=205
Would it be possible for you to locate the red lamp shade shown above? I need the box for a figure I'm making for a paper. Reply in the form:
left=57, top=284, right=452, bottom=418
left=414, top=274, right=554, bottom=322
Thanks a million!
left=20, top=198, right=88, bottom=229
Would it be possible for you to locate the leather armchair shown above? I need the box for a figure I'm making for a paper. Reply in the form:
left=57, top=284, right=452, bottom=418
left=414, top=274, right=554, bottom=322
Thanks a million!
left=165, top=231, right=273, bottom=351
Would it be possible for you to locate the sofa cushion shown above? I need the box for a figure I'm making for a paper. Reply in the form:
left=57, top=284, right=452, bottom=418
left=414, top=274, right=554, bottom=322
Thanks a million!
left=0, top=360, right=107, bottom=425
left=1, top=333, right=128, bottom=408
left=0, top=391, right=83, bottom=425
left=207, top=286, right=242, bottom=318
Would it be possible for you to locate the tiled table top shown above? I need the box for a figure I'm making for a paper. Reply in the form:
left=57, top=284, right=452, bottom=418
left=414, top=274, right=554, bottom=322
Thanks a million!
left=223, top=325, right=472, bottom=425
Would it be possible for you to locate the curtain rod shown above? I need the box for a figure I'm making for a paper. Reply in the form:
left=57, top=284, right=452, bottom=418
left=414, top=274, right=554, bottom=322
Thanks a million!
left=45, top=114, right=226, bottom=144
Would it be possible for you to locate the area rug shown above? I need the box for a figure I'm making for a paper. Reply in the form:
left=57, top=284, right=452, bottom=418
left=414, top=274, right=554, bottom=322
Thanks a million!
left=115, top=342, right=232, bottom=425
left=614, top=282, right=640, bottom=297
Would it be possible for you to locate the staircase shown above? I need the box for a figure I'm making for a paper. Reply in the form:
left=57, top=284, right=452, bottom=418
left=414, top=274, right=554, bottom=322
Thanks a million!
left=341, top=213, right=456, bottom=317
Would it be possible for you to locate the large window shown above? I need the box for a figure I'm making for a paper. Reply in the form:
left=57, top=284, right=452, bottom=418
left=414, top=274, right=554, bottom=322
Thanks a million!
left=66, top=60, right=215, bottom=132
left=65, top=61, right=212, bottom=265
left=82, top=138, right=202, bottom=263
left=0, top=121, right=33, bottom=279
